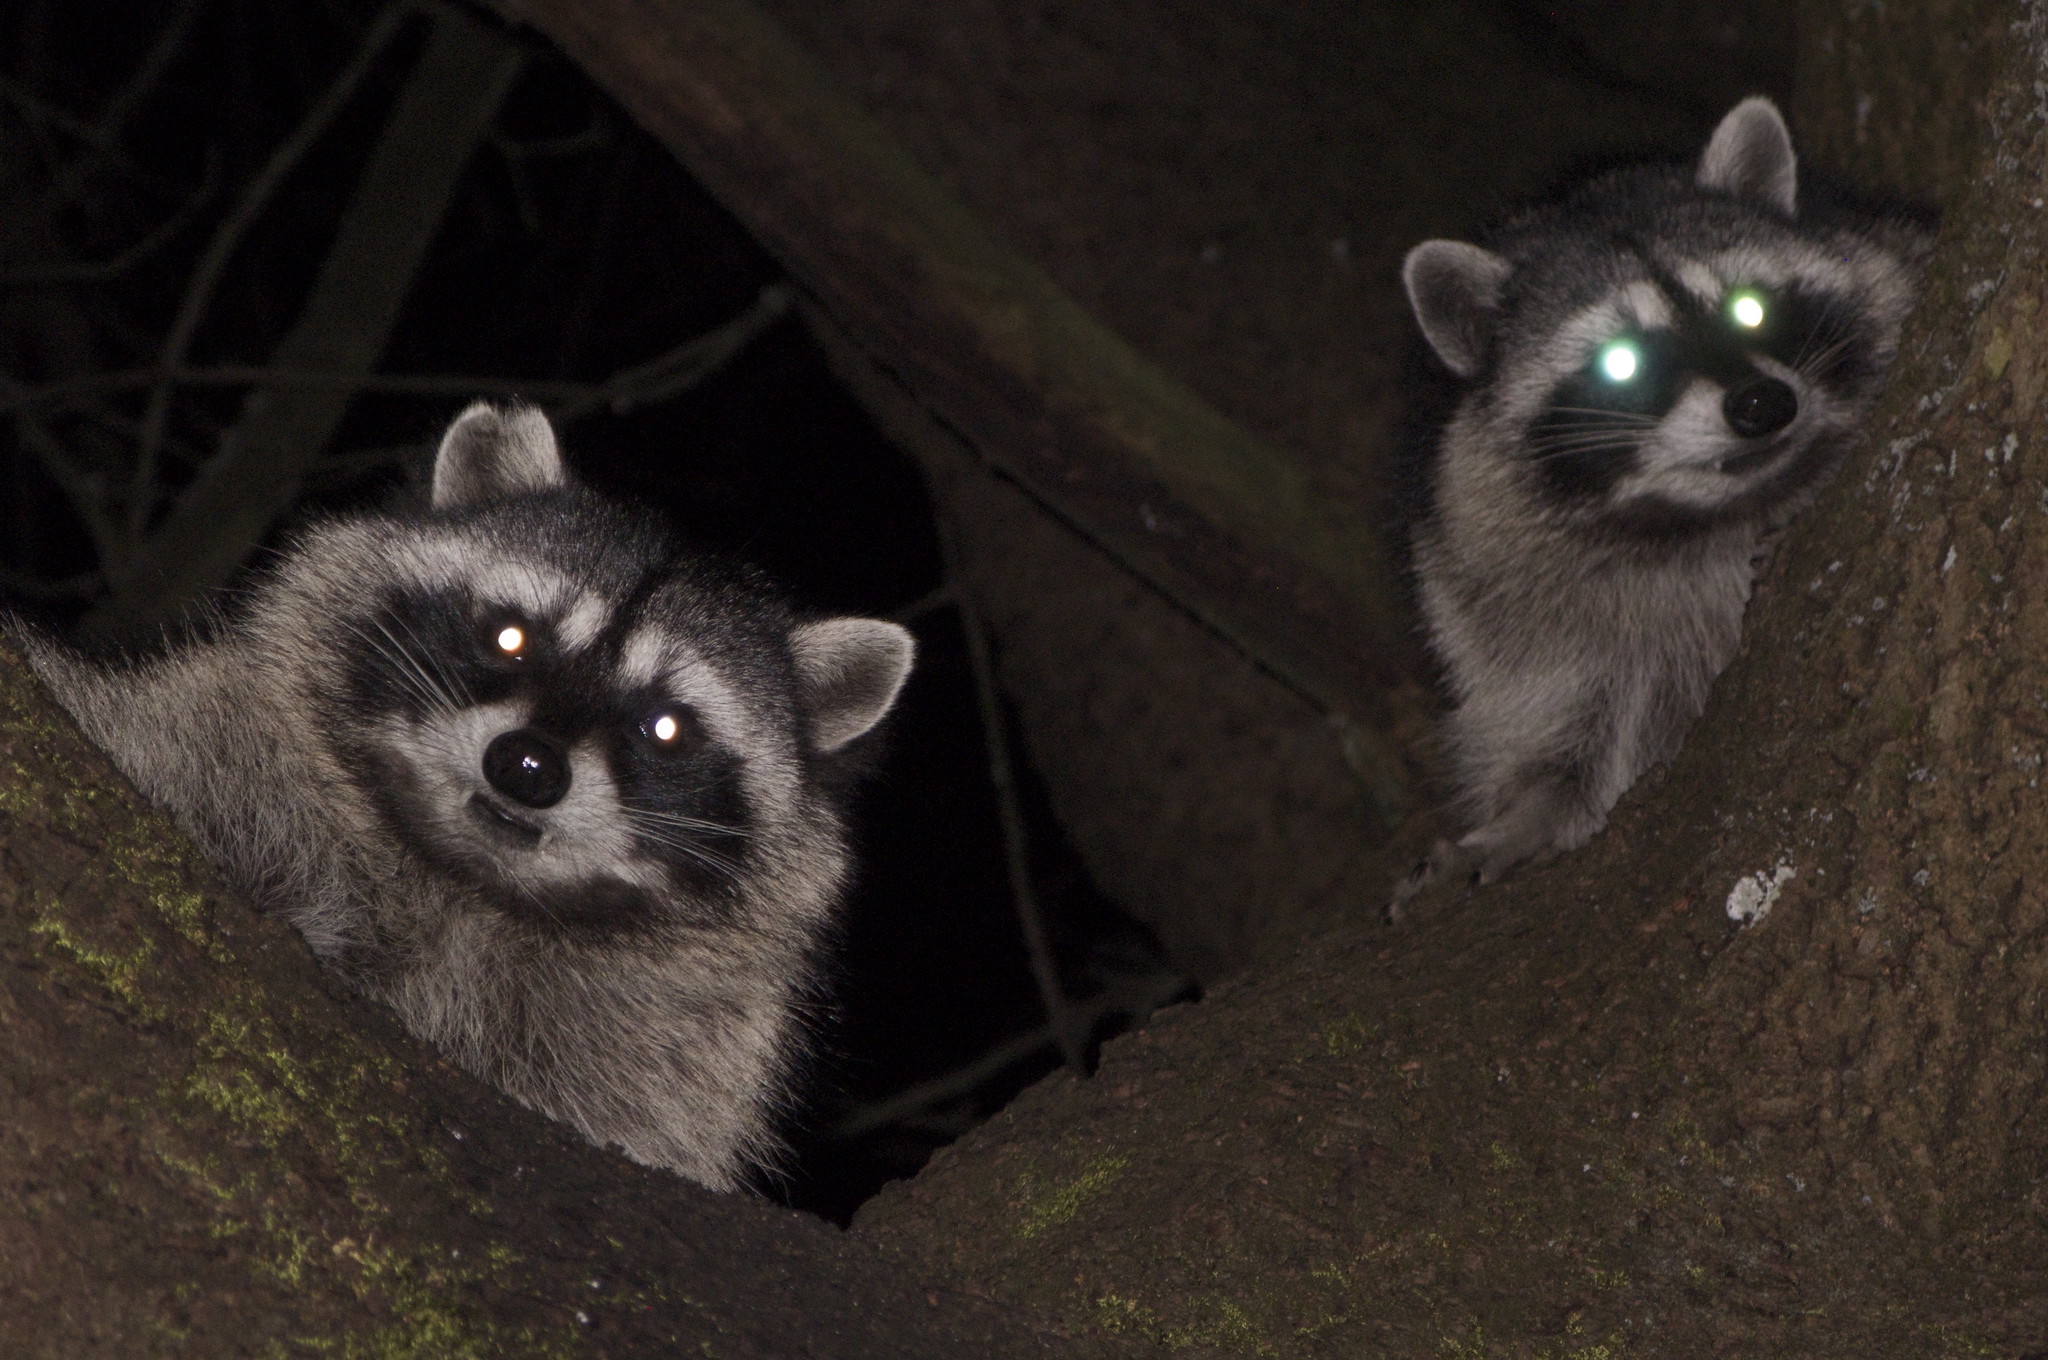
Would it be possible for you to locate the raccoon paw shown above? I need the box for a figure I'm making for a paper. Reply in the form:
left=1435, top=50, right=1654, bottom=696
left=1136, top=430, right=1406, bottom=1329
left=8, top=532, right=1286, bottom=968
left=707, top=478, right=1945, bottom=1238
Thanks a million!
left=1386, top=838, right=1482, bottom=923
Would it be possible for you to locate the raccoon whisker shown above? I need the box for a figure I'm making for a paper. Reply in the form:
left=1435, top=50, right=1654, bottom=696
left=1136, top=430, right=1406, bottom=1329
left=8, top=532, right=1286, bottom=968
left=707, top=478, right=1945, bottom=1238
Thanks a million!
left=624, top=816, right=748, bottom=861
left=345, top=616, right=441, bottom=707
left=1525, top=424, right=1657, bottom=451
left=1526, top=428, right=1654, bottom=446
left=1527, top=429, right=1653, bottom=449
left=1523, top=448, right=1646, bottom=471
left=498, top=867, right=574, bottom=933
left=367, top=626, right=460, bottom=716
left=642, top=838, right=747, bottom=884
left=1539, top=407, right=1662, bottom=424
left=387, top=616, right=472, bottom=712
left=626, top=807, right=753, bottom=840
left=1794, top=332, right=1857, bottom=384
left=1524, top=434, right=1649, bottom=457
left=343, top=617, right=457, bottom=715
left=1787, top=292, right=1854, bottom=373
left=388, top=607, right=474, bottom=709
left=623, top=820, right=749, bottom=881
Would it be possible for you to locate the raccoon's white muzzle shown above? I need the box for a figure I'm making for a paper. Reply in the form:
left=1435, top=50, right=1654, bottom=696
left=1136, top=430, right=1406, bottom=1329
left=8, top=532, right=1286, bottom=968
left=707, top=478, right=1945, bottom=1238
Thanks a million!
left=379, top=703, right=662, bottom=895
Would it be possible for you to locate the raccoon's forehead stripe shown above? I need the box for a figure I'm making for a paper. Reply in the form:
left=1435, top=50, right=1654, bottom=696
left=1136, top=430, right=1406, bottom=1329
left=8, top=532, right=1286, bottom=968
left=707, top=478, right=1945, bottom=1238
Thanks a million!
left=1549, top=295, right=1655, bottom=376
left=1672, top=261, right=1723, bottom=307
left=559, top=595, right=610, bottom=651
left=619, top=628, right=671, bottom=688
left=1697, top=242, right=1861, bottom=296
left=1619, top=281, right=1673, bottom=328
left=381, top=537, right=611, bottom=643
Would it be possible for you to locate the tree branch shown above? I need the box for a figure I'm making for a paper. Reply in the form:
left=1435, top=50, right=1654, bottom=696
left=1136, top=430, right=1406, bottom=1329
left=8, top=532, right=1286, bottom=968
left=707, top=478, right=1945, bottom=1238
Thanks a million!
left=0, top=637, right=1105, bottom=1358
left=119, top=2, right=415, bottom=546
left=492, top=0, right=1416, bottom=762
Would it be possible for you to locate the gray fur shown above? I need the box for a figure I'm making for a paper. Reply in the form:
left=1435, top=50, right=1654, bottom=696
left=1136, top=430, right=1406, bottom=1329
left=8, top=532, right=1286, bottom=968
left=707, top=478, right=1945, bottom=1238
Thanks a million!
left=1402, top=241, right=1513, bottom=380
left=9, top=405, right=914, bottom=1190
left=431, top=401, right=564, bottom=507
left=1696, top=96, right=1797, bottom=217
left=1393, top=98, right=1928, bottom=910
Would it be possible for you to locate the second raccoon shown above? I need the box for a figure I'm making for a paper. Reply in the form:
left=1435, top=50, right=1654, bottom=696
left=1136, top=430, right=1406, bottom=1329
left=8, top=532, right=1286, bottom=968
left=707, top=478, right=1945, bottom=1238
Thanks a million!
left=1395, top=98, right=1928, bottom=905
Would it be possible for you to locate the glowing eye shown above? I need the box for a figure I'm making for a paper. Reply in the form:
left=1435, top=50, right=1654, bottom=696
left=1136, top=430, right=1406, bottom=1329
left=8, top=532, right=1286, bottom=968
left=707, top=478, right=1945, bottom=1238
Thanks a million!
left=1599, top=342, right=1640, bottom=383
left=495, top=625, right=525, bottom=656
left=1730, top=292, right=1766, bottom=328
left=650, top=713, right=680, bottom=743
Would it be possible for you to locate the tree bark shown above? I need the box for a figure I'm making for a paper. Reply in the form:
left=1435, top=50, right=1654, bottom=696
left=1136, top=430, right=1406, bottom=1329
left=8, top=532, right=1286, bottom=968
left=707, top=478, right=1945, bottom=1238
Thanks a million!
left=856, top=4, right=2048, bottom=1354
left=0, top=637, right=1108, bottom=1358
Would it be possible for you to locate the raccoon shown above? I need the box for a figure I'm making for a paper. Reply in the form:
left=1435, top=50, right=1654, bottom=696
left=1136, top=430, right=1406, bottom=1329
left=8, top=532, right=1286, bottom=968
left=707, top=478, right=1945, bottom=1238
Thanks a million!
left=8, top=403, right=915, bottom=1189
left=1392, top=98, right=1928, bottom=909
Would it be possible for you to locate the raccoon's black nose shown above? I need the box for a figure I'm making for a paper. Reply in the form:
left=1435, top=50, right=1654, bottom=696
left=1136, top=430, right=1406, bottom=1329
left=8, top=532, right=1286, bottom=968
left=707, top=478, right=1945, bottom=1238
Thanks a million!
left=483, top=729, right=571, bottom=809
left=1722, top=377, right=1798, bottom=439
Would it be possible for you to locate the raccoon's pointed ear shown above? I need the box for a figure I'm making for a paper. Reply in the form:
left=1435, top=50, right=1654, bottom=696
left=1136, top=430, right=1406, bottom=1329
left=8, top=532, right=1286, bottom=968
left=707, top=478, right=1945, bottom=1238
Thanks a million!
left=1697, top=96, right=1797, bottom=217
left=1403, top=241, right=1512, bottom=379
left=432, top=402, right=567, bottom=508
left=790, top=618, right=916, bottom=753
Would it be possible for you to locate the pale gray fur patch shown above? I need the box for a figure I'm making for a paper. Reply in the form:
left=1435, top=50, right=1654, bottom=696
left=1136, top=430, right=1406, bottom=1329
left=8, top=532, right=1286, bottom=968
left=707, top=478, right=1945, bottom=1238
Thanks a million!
left=557, top=592, right=610, bottom=651
left=1673, top=260, right=1723, bottom=305
left=618, top=627, right=668, bottom=686
left=1620, top=280, right=1673, bottom=329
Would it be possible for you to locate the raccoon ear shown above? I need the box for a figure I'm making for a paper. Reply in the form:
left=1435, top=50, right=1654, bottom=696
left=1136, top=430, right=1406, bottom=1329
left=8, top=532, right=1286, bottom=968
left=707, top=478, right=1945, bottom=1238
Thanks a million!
left=790, top=618, right=916, bottom=753
left=1403, top=241, right=1512, bottom=379
left=1697, top=96, right=1797, bottom=217
left=432, top=402, right=567, bottom=508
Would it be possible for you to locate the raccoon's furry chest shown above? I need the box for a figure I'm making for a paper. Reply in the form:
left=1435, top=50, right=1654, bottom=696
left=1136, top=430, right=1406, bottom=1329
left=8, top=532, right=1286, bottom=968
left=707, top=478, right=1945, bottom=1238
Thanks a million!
left=1415, top=496, right=1758, bottom=761
left=1416, top=482, right=1758, bottom=705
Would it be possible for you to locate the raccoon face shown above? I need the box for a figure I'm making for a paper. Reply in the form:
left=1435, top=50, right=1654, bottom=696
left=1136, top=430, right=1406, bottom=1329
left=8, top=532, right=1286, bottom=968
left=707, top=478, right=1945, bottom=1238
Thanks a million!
left=335, top=576, right=761, bottom=935
left=1514, top=252, right=1887, bottom=521
left=1404, top=98, right=1920, bottom=533
left=275, top=404, right=914, bottom=940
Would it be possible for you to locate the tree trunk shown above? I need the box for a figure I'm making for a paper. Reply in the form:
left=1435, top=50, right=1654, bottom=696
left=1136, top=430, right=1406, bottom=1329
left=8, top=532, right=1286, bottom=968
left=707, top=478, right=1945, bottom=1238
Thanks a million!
left=0, top=638, right=1106, bottom=1358
left=859, top=4, right=2048, bottom=1353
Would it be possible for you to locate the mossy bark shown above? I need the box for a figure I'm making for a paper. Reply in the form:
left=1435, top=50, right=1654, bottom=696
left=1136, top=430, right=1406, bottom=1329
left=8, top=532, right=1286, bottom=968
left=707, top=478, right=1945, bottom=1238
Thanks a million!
left=857, top=4, right=2048, bottom=1354
left=0, top=637, right=1103, bottom=1358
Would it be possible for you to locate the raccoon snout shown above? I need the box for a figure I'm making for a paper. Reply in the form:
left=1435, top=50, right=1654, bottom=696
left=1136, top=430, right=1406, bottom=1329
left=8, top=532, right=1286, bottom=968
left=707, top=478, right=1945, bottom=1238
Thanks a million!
left=482, top=728, right=571, bottom=809
left=1722, top=377, right=1797, bottom=439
